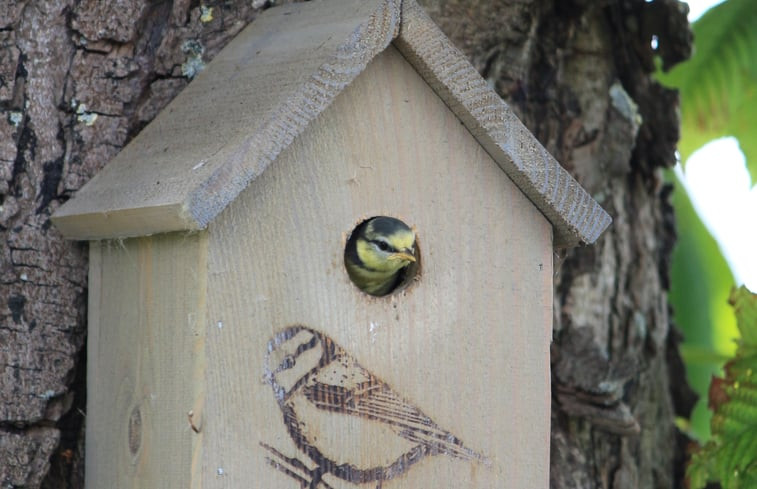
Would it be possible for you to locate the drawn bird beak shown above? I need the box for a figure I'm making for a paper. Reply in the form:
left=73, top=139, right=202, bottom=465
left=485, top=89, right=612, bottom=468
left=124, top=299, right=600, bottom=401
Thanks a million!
left=390, top=251, right=416, bottom=263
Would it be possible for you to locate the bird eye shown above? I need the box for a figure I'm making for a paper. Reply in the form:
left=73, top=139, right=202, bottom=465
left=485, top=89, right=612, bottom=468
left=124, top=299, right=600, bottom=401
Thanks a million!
left=376, top=241, right=390, bottom=252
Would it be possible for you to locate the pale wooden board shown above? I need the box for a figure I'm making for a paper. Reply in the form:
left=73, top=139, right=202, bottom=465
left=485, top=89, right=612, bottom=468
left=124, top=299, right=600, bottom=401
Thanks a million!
left=52, top=0, right=400, bottom=240
left=86, top=234, right=207, bottom=488
left=395, top=1, right=611, bottom=246
left=202, top=46, right=552, bottom=489
left=52, top=0, right=609, bottom=248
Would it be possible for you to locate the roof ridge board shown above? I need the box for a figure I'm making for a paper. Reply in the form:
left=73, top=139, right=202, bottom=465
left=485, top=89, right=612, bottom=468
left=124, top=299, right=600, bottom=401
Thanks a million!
left=394, top=0, right=611, bottom=246
left=187, top=0, right=402, bottom=228
left=51, top=0, right=402, bottom=239
left=53, top=0, right=611, bottom=247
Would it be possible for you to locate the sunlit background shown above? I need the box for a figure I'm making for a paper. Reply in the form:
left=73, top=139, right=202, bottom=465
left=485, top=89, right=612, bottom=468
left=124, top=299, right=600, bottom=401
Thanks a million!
left=666, top=0, right=755, bottom=442
left=677, top=138, right=756, bottom=290
left=677, top=0, right=755, bottom=292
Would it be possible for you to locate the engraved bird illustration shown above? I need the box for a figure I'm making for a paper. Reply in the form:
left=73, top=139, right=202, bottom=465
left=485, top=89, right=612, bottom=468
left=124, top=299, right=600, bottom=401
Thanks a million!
left=262, top=325, right=488, bottom=489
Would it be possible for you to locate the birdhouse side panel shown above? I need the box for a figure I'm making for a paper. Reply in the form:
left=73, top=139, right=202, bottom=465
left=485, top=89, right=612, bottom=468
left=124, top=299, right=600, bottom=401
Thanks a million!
left=86, top=234, right=207, bottom=488
left=202, top=45, right=552, bottom=489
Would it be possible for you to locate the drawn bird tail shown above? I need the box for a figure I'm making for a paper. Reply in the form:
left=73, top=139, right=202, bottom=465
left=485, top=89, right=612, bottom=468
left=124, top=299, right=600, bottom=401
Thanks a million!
left=401, top=429, right=491, bottom=465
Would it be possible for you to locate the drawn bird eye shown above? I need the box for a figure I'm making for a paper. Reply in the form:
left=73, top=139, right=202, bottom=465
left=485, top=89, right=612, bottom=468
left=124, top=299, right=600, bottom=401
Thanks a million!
left=281, top=355, right=296, bottom=370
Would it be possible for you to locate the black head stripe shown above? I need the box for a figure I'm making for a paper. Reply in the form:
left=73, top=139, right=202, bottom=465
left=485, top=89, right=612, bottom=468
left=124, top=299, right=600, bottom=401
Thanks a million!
left=366, top=217, right=411, bottom=238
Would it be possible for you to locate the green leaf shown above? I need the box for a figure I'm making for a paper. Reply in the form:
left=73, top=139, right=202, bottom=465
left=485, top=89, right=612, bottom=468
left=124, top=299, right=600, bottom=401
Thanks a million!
left=669, top=172, right=737, bottom=440
left=657, top=0, right=757, bottom=182
left=686, top=287, right=757, bottom=488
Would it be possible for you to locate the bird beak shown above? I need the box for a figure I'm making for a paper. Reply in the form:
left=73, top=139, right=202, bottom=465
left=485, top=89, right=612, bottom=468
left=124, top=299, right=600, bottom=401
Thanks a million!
left=390, top=250, right=416, bottom=263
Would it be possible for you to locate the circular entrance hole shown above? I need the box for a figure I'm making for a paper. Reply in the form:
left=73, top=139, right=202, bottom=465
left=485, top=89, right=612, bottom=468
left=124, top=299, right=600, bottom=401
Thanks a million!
left=344, top=216, right=420, bottom=296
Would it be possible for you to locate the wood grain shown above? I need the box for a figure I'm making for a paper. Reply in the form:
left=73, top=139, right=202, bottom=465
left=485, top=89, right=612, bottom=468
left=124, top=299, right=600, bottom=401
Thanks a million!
left=51, top=0, right=609, bottom=247
left=395, top=1, right=611, bottom=246
left=86, top=234, right=207, bottom=488
left=81, top=42, right=554, bottom=489
left=202, top=46, right=552, bottom=489
left=52, top=0, right=400, bottom=240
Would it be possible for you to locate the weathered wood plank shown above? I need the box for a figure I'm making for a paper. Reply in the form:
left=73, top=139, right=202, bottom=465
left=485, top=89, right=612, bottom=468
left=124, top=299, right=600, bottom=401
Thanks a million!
left=395, top=1, right=611, bottom=246
left=52, top=0, right=609, bottom=247
left=202, top=46, right=552, bottom=489
left=86, top=234, right=207, bottom=487
left=52, top=0, right=400, bottom=239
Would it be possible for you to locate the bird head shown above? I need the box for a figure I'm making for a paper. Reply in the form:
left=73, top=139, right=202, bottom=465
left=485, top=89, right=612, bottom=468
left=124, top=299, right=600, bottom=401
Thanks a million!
left=354, top=217, right=416, bottom=274
left=264, top=326, right=325, bottom=403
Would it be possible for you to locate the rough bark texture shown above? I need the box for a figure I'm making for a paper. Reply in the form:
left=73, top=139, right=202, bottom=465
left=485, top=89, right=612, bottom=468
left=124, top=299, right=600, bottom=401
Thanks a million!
left=418, top=0, right=695, bottom=487
left=0, top=1, right=265, bottom=486
left=0, top=0, right=694, bottom=487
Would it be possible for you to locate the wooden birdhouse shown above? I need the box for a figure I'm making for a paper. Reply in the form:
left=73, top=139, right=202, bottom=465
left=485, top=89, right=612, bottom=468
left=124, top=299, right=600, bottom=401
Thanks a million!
left=52, top=1, right=610, bottom=488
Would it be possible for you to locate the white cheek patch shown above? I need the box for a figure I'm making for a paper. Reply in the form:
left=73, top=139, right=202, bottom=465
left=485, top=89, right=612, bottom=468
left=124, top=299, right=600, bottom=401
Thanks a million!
left=374, top=242, right=390, bottom=254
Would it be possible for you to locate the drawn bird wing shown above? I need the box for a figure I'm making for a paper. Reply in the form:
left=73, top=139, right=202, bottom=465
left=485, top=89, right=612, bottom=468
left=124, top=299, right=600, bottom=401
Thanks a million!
left=304, top=365, right=484, bottom=462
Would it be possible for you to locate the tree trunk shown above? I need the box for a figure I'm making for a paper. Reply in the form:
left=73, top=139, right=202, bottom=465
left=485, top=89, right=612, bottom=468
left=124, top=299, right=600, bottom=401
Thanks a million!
left=417, top=1, right=696, bottom=487
left=0, top=0, right=694, bottom=487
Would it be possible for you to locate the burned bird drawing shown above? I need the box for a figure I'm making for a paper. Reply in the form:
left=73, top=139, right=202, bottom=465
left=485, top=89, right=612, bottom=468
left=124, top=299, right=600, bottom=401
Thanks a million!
left=262, top=325, right=489, bottom=488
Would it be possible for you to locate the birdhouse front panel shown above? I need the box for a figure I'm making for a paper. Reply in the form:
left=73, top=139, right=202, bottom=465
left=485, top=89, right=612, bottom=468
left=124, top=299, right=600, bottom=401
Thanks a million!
left=201, top=46, right=553, bottom=489
left=51, top=2, right=610, bottom=488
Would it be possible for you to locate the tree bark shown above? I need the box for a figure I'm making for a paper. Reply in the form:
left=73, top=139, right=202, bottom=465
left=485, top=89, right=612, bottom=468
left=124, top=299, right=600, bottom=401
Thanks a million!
left=1, top=2, right=262, bottom=486
left=0, top=0, right=694, bottom=487
left=417, top=1, right=695, bottom=487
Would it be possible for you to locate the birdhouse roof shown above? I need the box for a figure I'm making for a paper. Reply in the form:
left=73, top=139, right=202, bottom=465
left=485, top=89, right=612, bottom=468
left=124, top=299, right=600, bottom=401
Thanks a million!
left=52, top=0, right=611, bottom=247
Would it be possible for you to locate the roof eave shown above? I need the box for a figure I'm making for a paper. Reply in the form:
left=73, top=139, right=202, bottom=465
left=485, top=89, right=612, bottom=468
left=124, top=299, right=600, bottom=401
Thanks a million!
left=394, top=1, right=611, bottom=246
left=52, top=0, right=610, bottom=247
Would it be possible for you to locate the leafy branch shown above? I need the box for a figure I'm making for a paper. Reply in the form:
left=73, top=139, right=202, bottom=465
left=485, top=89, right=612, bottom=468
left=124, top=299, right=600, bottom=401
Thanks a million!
left=687, top=287, right=757, bottom=488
